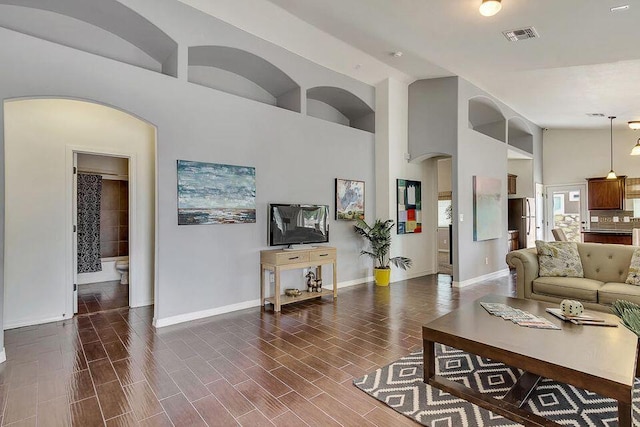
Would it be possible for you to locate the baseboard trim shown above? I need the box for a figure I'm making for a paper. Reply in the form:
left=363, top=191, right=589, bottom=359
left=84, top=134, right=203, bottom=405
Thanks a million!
left=337, top=277, right=373, bottom=288
left=153, top=299, right=261, bottom=328
left=130, top=300, right=154, bottom=308
left=453, top=268, right=510, bottom=288
left=4, top=315, right=66, bottom=330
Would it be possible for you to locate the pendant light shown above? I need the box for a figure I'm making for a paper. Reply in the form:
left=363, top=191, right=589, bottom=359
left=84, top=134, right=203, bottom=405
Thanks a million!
left=479, top=0, right=502, bottom=16
left=606, top=116, right=617, bottom=179
left=631, top=138, right=640, bottom=156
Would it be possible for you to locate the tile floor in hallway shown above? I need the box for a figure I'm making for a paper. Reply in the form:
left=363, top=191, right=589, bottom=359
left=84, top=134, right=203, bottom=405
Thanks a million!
left=78, top=281, right=129, bottom=315
left=1, top=273, right=515, bottom=426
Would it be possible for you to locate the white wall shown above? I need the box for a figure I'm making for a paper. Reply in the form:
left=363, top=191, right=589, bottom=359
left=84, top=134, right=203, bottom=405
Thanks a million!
left=544, top=128, right=640, bottom=185
left=77, top=153, right=129, bottom=176
left=376, top=78, right=436, bottom=282
left=508, top=159, right=534, bottom=198
left=438, top=158, right=452, bottom=192
left=4, top=99, right=155, bottom=328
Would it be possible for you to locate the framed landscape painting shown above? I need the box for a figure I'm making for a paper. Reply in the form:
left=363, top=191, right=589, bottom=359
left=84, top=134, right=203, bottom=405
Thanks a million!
left=335, top=178, right=365, bottom=220
left=473, top=176, right=502, bottom=241
left=397, top=179, right=422, bottom=234
left=177, top=160, right=256, bottom=225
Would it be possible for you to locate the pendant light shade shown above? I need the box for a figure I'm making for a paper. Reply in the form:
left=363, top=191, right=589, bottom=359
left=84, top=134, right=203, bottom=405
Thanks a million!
left=479, top=0, right=502, bottom=16
left=606, top=116, right=617, bottom=179
left=631, top=138, right=640, bottom=156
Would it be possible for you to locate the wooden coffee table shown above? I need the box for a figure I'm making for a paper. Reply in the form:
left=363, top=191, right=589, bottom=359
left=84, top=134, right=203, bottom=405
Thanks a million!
left=422, top=295, right=638, bottom=427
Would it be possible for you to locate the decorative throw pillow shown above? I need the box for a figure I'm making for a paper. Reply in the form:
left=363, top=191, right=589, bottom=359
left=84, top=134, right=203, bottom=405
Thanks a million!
left=535, top=240, right=584, bottom=278
left=625, top=249, right=640, bottom=285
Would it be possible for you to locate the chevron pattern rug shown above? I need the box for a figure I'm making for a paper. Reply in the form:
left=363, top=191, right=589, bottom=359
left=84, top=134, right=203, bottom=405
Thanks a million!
left=354, top=345, right=640, bottom=426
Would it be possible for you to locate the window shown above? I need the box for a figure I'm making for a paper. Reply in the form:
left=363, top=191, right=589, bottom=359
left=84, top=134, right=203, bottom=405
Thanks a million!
left=438, top=200, right=451, bottom=227
left=553, top=194, right=564, bottom=215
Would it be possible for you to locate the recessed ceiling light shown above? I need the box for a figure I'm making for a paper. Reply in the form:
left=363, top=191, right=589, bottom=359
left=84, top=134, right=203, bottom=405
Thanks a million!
left=611, top=5, right=630, bottom=12
left=391, top=51, right=403, bottom=58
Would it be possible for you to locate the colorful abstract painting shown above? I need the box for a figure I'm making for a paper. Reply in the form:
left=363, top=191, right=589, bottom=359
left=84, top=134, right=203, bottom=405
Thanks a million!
left=177, top=160, right=256, bottom=225
left=335, top=178, right=365, bottom=220
left=473, top=176, right=502, bottom=241
left=397, top=179, right=422, bottom=234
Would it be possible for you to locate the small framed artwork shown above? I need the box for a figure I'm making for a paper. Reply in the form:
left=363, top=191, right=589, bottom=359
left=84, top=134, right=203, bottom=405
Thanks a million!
left=335, top=178, right=365, bottom=220
left=177, top=160, right=256, bottom=225
left=397, top=179, right=422, bottom=234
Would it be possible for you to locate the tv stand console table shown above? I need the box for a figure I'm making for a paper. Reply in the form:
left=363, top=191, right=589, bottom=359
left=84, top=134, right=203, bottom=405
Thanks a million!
left=260, top=246, right=337, bottom=312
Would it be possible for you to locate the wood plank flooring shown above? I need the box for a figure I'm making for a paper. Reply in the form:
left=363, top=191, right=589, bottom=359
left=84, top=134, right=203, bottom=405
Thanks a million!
left=78, top=280, right=129, bottom=314
left=1, top=273, right=515, bottom=426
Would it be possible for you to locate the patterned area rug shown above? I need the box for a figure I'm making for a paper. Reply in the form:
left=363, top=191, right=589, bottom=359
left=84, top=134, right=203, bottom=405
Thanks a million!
left=354, top=345, right=640, bottom=426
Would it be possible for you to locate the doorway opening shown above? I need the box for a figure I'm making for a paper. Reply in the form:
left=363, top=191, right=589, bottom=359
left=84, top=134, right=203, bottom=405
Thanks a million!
left=545, top=184, right=587, bottom=242
left=75, top=153, right=131, bottom=314
left=436, top=157, right=453, bottom=276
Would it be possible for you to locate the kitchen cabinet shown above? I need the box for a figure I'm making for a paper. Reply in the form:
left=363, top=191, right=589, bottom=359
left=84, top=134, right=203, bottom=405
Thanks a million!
left=507, top=174, right=517, bottom=195
left=586, top=176, right=626, bottom=210
left=508, top=230, right=520, bottom=251
left=582, top=231, right=632, bottom=245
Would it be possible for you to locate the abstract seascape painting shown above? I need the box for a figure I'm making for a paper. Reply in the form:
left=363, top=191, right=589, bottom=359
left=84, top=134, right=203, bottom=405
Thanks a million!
left=397, top=179, right=422, bottom=234
left=473, top=176, right=502, bottom=241
left=335, top=178, right=365, bottom=220
left=177, top=160, right=256, bottom=225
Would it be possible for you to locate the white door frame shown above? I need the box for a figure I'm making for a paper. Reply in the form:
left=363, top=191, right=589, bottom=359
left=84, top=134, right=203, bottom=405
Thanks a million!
left=66, top=145, right=137, bottom=318
left=544, top=183, right=587, bottom=241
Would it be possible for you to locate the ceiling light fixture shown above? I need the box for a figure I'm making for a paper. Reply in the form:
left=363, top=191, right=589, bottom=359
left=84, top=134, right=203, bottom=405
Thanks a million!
left=628, top=121, right=640, bottom=130
left=611, top=5, right=630, bottom=12
left=631, top=138, right=640, bottom=156
left=607, top=116, right=618, bottom=179
left=479, top=0, right=502, bottom=17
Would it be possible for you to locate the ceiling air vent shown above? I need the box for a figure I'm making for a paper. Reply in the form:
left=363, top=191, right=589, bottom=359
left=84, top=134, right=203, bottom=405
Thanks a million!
left=502, top=27, right=539, bottom=42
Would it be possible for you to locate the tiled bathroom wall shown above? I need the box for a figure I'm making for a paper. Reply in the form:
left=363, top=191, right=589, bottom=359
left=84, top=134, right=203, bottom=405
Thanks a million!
left=100, top=179, right=128, bottom=257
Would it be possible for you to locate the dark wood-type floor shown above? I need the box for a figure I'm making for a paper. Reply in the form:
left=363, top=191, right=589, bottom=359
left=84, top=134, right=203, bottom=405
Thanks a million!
left=1, top=273, right=515, bottom=426
left=78, top=280, right=129, bottom=315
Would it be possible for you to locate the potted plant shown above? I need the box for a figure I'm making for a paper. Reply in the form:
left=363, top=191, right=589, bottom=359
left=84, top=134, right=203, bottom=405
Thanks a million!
left=354, top=219, right=412, bottom=286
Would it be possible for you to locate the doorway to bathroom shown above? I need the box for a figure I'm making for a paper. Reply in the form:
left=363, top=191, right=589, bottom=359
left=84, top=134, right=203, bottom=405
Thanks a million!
left=74, top=152, right=130, bottom=314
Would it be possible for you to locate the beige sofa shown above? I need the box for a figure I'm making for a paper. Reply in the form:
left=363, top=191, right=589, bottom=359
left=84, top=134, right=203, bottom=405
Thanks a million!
left=506, top=242, right=640, bottom=313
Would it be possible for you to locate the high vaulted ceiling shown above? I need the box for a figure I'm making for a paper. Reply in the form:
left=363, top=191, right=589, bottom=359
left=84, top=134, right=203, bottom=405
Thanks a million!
left=266, top=0, right=640, bottom=129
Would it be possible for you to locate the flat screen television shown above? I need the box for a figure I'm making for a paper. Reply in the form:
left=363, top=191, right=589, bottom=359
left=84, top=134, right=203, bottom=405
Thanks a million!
left=268, top=204, right=329, bottom=247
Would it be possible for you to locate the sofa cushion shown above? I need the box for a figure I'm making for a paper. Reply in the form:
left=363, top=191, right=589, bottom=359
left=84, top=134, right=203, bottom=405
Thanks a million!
left=577, top=243, right=634, bottom=283
left=625, top=248, right=640, bottom=285
left=598, top=282, right=640, bottom=306
left=532, top=277, right=602, bottom=302
left=535, top=241, right=584, bottom=278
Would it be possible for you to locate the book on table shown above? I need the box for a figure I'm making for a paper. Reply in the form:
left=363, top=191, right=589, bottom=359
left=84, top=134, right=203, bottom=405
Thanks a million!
left=546, top=308, right=618, bottom=327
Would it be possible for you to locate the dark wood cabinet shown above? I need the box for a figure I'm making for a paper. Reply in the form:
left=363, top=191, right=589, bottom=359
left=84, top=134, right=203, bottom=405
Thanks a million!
left=582, top=232, right=632, bottom=245
left=508, top=230, right=520, bottom=251
left=507, top=174, right=517, bottom=195
left=586, top=176, right=625, bottom=210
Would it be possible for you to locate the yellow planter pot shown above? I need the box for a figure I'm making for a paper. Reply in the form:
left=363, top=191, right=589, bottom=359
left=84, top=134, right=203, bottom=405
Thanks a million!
left=374, top=268, right=391, bottom=286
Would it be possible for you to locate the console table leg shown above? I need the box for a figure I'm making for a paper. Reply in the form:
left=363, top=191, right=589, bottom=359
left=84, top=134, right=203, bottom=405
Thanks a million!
left=260, top=265, right=265, bottom=310
left=333, top=261, right=337, bottom=299
left=618, top=401, right=631, bottom=427
left=274, top=268, right=281, bottom=312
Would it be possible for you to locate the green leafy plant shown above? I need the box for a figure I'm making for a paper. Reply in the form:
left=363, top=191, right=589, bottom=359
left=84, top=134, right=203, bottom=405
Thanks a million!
left=354, top=219, right=412, bottom=270
left=611, top=300, right=640, bottom=336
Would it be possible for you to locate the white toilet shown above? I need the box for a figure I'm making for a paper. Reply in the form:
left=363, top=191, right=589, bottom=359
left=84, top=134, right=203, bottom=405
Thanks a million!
left=115, top=260, right=129, bottom=285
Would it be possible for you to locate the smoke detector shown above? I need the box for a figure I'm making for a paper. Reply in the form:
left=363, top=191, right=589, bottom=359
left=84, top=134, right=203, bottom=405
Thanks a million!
left=502, top=27, right=539, bottom=42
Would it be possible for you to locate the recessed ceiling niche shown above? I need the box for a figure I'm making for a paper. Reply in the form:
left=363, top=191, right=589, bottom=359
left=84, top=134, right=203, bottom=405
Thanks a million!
left=188, top=46, right=301, bottom=113
left=468, top=96, right=506, bottom=142
left=306, top=87, right=375, bottom=133
left=0, top=0, right=178, bottom=77
left=507, top=117, right=534, bottom=154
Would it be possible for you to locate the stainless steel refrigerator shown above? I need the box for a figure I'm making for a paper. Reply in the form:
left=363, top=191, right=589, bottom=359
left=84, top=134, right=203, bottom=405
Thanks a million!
left=508, top=198, right=536, bottom=249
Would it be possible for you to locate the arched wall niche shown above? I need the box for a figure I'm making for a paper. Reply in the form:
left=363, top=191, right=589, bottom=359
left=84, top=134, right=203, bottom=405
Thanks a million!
left=468, top=96, right=506, bottom=142
left=0, top=0, right=178, bottom=77
left=306, top=86, right=375, bottom=133
left=507, top=117, right=534, bottom=154
left=188, top=45, right=301, bottom=113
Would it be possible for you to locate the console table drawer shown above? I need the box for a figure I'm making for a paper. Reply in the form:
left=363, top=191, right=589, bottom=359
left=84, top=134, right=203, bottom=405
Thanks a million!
left=274, top=252, right=310, bottom=265
left=310, top=249, right=336, bottom=262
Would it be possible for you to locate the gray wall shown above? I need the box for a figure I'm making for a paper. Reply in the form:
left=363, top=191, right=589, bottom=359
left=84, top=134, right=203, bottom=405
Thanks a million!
left=0, top=0, right=376, bottom=326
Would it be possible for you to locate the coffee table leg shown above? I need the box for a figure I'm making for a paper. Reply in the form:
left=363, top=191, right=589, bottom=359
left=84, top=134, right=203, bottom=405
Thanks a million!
left=423, top=339, right=435, bottom=382
left=619, top=401, right=631, bottom=427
